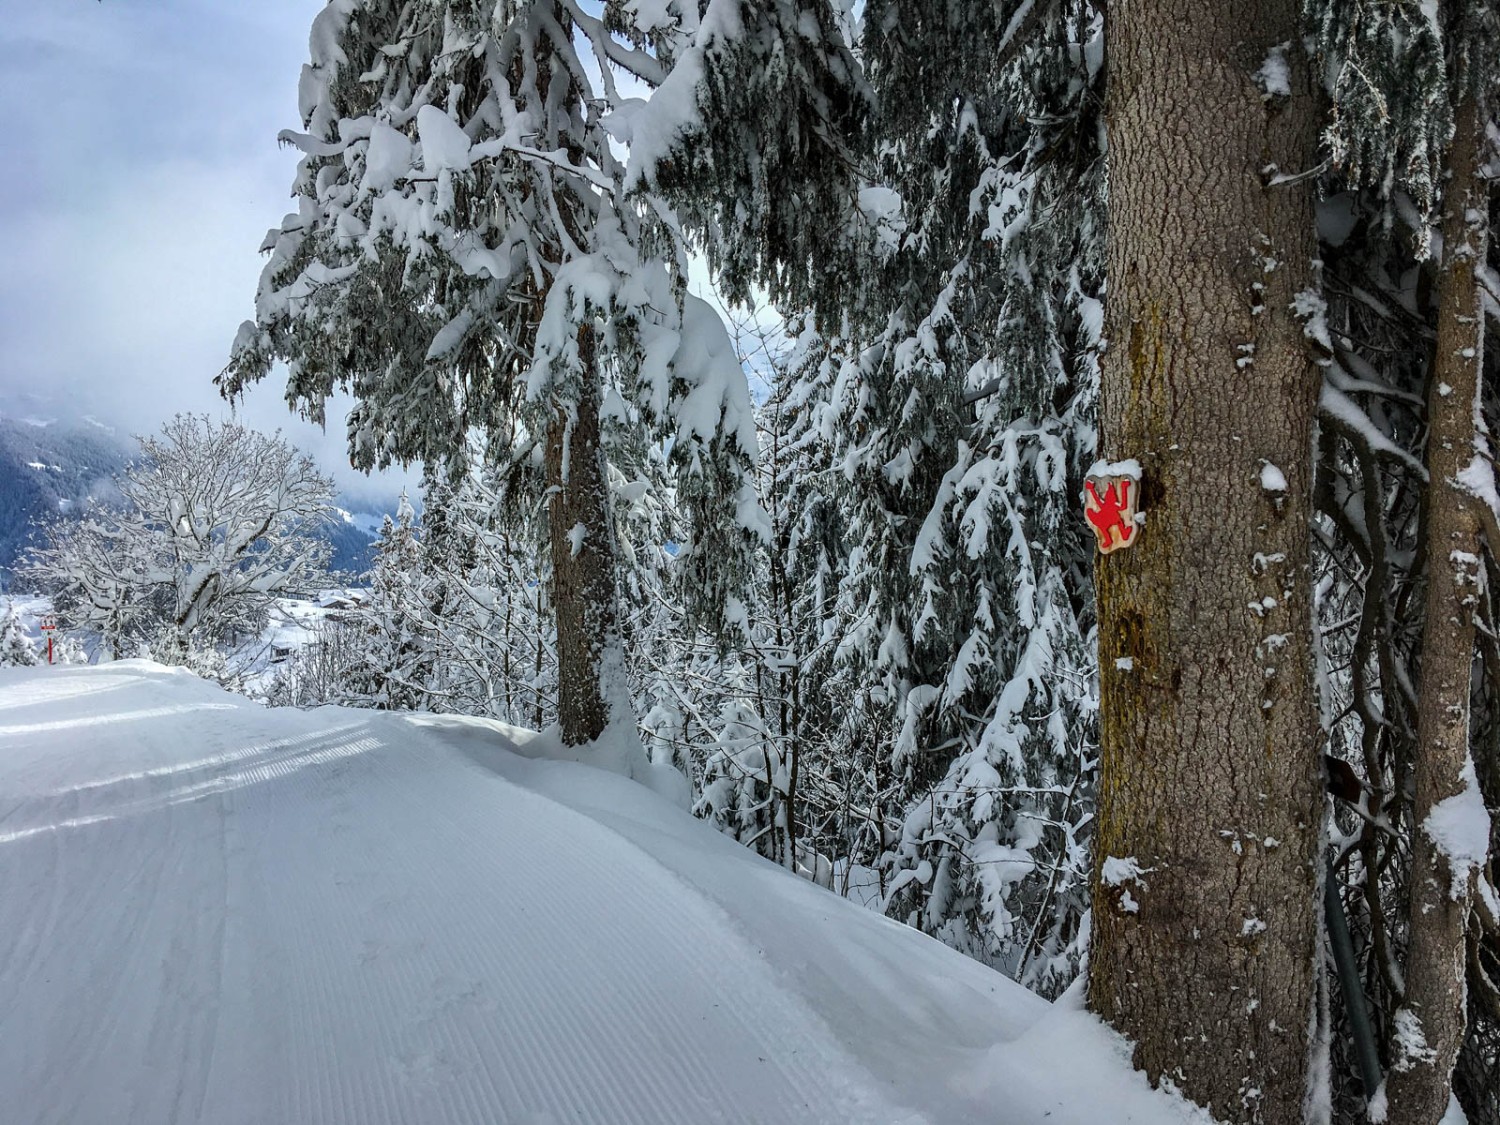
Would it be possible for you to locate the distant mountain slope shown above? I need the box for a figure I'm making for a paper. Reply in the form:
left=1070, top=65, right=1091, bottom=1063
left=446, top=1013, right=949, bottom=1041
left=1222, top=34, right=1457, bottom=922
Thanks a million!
left=322, top=510, right=376, bottom=578
left=0, top=415, right=133, bottom=579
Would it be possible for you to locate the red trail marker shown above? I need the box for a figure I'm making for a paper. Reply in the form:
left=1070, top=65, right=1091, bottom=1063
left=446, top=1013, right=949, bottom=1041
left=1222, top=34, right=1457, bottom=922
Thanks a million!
left=1084, top=477, right=1140, bottom=554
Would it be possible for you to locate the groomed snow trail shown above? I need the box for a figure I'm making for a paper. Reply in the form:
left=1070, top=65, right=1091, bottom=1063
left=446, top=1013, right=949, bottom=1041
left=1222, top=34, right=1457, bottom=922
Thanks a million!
left=0, top=664, right=1212, bottom=1125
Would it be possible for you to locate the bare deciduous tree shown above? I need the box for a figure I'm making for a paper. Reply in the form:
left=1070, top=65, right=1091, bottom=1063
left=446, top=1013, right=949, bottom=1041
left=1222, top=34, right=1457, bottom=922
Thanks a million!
left=25, top=415, right=334, bottom=661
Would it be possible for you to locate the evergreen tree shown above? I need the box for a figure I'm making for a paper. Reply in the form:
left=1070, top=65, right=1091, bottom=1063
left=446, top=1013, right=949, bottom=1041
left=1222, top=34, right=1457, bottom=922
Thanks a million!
left=224, top=0, right=764, bottom=748
left=627, top=0, right=873, bottom=314
left=420, top=464, right=557, bottom=725
left=0, top=605, right=39, bottom=667
left=676, top=318, right=840, bottom=871
left=647, top=0, right=1103, bottom=988
left=846, top=0, right=1103, bottom=989
left=356, top=493, right=435, bottom=712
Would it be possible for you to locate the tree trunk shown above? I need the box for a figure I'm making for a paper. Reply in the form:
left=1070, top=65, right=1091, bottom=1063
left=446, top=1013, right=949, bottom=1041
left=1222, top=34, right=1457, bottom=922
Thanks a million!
left=545, top=324, right=624, bottom=746
left=1088, top=3, right=1326, bottom=1121
left=1381, top=91, right=1490, bottom=1125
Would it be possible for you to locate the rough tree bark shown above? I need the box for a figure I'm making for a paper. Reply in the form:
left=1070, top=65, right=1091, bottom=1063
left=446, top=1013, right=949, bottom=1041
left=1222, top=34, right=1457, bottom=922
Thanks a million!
left=1381, top=91, right=1491, bottom=1125
left=545, top=324, right=623, bottom=746
left=1088, top=3, right=1326, bottom=1121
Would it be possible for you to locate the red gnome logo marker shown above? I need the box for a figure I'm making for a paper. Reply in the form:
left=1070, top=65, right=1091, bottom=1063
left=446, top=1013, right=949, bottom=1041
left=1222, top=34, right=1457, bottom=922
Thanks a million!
left=1084, top=461, right=1142, bottom=554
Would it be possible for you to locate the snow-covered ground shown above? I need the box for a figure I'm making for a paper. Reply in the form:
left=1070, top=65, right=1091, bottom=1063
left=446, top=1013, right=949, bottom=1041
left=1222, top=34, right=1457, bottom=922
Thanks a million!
left=0, top=663, right=1214, bottom=1124
left=0, top=591, right=360, bottom=679
left=253, top=592, right=364, bottom=658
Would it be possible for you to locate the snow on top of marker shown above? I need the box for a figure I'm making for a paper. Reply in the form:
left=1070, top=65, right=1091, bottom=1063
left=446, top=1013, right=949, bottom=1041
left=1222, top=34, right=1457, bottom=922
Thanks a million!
left=0, top=664, right=1213, bottom=1125
left=1086, top=458, right=1141, bottom=480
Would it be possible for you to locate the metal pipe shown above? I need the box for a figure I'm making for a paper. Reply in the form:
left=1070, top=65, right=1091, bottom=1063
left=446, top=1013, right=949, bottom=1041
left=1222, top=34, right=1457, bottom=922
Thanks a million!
left=1325, top=857, right=1382, bottom=1099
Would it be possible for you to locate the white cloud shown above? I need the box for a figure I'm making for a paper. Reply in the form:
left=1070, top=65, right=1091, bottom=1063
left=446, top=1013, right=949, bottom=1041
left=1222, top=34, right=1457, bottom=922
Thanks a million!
left=0, top=0, right=415, bottom=510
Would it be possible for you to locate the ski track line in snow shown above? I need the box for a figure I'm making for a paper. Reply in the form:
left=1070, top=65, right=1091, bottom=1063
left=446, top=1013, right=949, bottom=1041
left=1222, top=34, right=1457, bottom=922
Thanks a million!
left=429, top=729, right=950, bottom=1111
left=0, top=672, right=134, bottom=712
left=208, top=714, right=927, bottom=1125
left=0, top=668, right=934, bottom=1125
left=0, top=701, right=239, bottom=738
left=0, top=728, right=384, bottom=845
left=40, top=719, right=370, bottom=797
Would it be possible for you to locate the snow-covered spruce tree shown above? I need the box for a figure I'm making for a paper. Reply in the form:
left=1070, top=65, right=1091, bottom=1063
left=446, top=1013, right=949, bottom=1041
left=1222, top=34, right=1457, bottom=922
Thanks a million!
left=638, top=0, right=1102, bottom=986
left=224, top=0, right=764, bottom=749
left=843, top=0, right=1102, bottom=990
left=621, top=0, right=874, bottom=316
left=354, top=492, right=436, bottom=711
left=676, top=313, right=861, bottom=875
left=415, top=463, right=559, bottom=725
left=339, top=447, right=662, bottom=728
left=380, top=440, right=667, bottom=728
left=269, top=440, right=640, bottom=724
left=0, top=604, right=39, bottom=667
left=751, top=317, right=869, bottom=881
left=617, top=307, right=884, bottom=879
left=24, top=416, right=334, bottom=665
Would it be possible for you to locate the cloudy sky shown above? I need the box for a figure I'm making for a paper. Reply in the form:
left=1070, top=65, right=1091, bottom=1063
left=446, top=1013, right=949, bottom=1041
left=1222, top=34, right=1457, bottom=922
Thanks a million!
left=0, top=0, right=413, bottom=509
